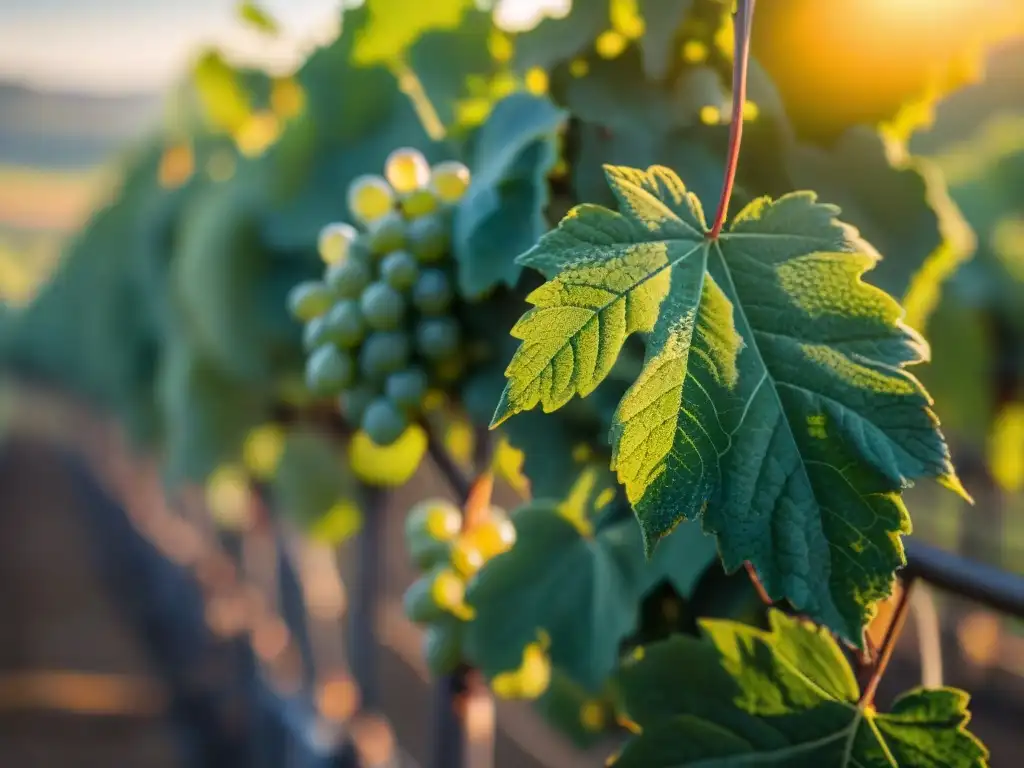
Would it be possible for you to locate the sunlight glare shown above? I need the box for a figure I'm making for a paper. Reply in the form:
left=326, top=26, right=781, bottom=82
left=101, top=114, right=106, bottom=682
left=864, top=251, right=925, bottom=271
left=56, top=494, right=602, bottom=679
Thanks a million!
left=494, top=0, right=570, bottom=33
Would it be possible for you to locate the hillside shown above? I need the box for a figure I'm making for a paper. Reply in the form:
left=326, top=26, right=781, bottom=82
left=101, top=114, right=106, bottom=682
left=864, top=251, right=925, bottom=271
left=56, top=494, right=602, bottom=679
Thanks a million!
left=0, top=82, right=161, bottom=170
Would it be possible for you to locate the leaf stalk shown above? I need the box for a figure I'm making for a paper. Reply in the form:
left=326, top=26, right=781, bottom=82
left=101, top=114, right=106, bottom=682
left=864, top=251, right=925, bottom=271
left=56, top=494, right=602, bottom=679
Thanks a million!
left=708, top=0, right=757, bottom=240
left=859, top=576, right=917, bottom=708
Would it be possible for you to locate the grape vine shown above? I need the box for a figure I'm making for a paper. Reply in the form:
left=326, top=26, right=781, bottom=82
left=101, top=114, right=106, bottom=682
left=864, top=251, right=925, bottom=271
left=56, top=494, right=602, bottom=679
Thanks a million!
left=3, top=0, right=1016, bottom=764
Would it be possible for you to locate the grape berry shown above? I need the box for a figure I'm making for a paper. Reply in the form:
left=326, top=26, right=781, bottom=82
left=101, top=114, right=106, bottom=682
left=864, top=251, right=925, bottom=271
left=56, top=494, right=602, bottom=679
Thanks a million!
left=400, top=499, right=516, bottom=674
left=286, top=149, right=472, bottom=446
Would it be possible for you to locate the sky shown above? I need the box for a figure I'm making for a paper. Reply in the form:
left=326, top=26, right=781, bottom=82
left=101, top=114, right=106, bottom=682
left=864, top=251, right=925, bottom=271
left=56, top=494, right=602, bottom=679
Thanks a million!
left=0, top=0, right=566, bottom=94
left=0, top=0, right=344, bottom=93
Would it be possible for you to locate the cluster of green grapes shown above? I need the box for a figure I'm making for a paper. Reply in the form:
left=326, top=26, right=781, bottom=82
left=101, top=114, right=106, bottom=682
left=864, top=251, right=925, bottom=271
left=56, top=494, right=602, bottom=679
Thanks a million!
left=286, top=148, right=471, bottom=446
left=401, top=499, right=516, bottom=675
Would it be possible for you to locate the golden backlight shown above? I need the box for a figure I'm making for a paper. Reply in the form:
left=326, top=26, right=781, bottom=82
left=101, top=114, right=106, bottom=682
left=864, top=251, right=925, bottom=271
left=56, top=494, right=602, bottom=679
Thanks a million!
left=751, top=0, right=1024, bottom=140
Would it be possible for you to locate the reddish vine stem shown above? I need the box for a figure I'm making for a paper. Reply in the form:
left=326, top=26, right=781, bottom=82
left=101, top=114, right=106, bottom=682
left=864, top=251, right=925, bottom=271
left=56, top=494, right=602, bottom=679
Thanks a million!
left=744, top=561, right=773, bottom=606
left=708, top=0, right=757, bottom=240
left=859, top=576, right=917, bottom=708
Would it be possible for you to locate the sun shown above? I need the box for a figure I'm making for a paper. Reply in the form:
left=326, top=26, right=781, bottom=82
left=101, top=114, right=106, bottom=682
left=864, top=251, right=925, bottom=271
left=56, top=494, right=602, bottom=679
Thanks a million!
left=750, top=0, right=1022, bottom=140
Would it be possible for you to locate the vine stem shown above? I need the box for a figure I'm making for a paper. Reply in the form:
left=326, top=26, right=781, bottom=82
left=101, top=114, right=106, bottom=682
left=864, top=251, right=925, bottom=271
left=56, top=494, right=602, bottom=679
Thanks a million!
left=859, top=576, right=917, bottom=708
left=425, top=428, right=475, bottom=505
left=744, top=561, right=773, bottom=606
left=424, top=423, right=495, bottom=768
left=708, top=0, right=757, bottom=240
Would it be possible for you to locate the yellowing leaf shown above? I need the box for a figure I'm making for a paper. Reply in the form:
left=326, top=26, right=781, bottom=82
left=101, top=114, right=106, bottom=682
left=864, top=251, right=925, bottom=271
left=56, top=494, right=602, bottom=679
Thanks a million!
left=579, top=700, right=608, bottom=732
left=158, top=142, right=195, bottom=189
left=492, top=436, right=531, bottom=498
left=596, top=30, right=628, bottom=60
left=444, top=417, right=474, bottom=467
left=271, top=77, right=306, bottom=121
left=350, top=425, right=427, bottom=486
left=242, top=423, right=286, bottom=480
left=491, top=633, right=552, bottom=700
left=193, top=49, right=252, bottom=135
left=310, top=500, right=364, bottom=544
left=353, top=0, right=473, bottom=65
left=234, top=110, right=281, bottom=157
left=989, top=403, right=1024, bottom=493
left=238, top=1, right=279, bottom=34
left=206, top=464, right=253, bottom=531
left=610, top=0, right=645, bottom=40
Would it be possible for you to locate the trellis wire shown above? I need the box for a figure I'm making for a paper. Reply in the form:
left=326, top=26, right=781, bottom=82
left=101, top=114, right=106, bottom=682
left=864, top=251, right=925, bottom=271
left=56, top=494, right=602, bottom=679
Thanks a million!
left=34, top=429, right=1024, bottom=768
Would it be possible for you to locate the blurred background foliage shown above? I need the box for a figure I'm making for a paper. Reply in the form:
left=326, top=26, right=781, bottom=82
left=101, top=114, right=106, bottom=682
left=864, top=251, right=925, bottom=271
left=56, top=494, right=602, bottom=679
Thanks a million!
left=0, top=0, right=1023, bottom=759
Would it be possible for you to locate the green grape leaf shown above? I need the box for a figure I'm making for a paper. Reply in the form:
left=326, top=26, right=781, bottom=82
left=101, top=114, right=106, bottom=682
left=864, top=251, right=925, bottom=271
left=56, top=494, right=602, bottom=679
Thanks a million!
left=914, top=294, right=994, bottom=447
left=502, top=409, right=592, bottom=500
left=352, top=0, right=474, bottom=66
left=453, top=92, right=566, bottom=297
left=265, top=116, right=448, bottom=250
left=942, top=140, right=1024, bottom=341
left=157, top=336, right=269, bottom=485
left=638, top=0, right=694, bottom=80
left=238, top=1, right=279, bottom=35
left=465, top=500, right=644, bottom=690
left=572, top=120, right=725, bottom=213
left=462, top=352, right=604, bottom=500
left=645, top=519, right=718, bottom=597
left=534, top=668, right=614, bottom=748
left=513, top=0, right=609, bottom=73
left=786, top=128, right=975, bottom=330
left=493, top=164, right=963, bottom=643
left=292, top=6, right=396, bottom=145
left=173, top=168, right=303, bottom=385
left=192, top=49, right=253, bottom=135
left=561, top=50, right=726, bottom=208
left=615, top=610, right=989, bottom=767
left=407, top=10, right=497, bottom=131
left=562, top=51, right=721, bottom=134
left=273, top=428, right=362, bottom=536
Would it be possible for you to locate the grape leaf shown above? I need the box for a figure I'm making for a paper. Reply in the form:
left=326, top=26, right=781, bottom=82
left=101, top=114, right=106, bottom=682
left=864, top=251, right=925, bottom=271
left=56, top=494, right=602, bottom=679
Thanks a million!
left=462, top=353, right=607, bottom=500
left=156, top=335, right=269, bottom=485
left=502, top=409, right=594, bottom=500
left=785, top=128, right=974, bottom=330
left=262, top=94, right=445, bottom=250
left=513, top=0, right=609, bottom=73
left=562, top=50, right=723, bottom=132
left=292, top=6, right=395, bottom=145
left=534, top=668, right=614, bottom=747
left=465, top=500, right=645, bottom=690
left=560, top=50, right=726, bottom=208
left=407, top=10, right=497, bottom=131
left=645, top=519, right=718, bottom=597
left=615, top=610, right=989, bottom=767
left=273, top=428, right=362, bottom=534
left=173, top=167, right=303, bottom=385
left=453, top=92, right=566, bottom=297
left=914, top=295, right=994, bottom=447
left=942, top=140, right=1024, bottom=335
left=492, top=164, right=963, bottom=643
left=351, top=0, right=473, bottom=66
left=238, top=1, right=279, bottom=35
left=637, top=0, right=693, bottom=80
left=192, top=49, right=253, bottom=135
